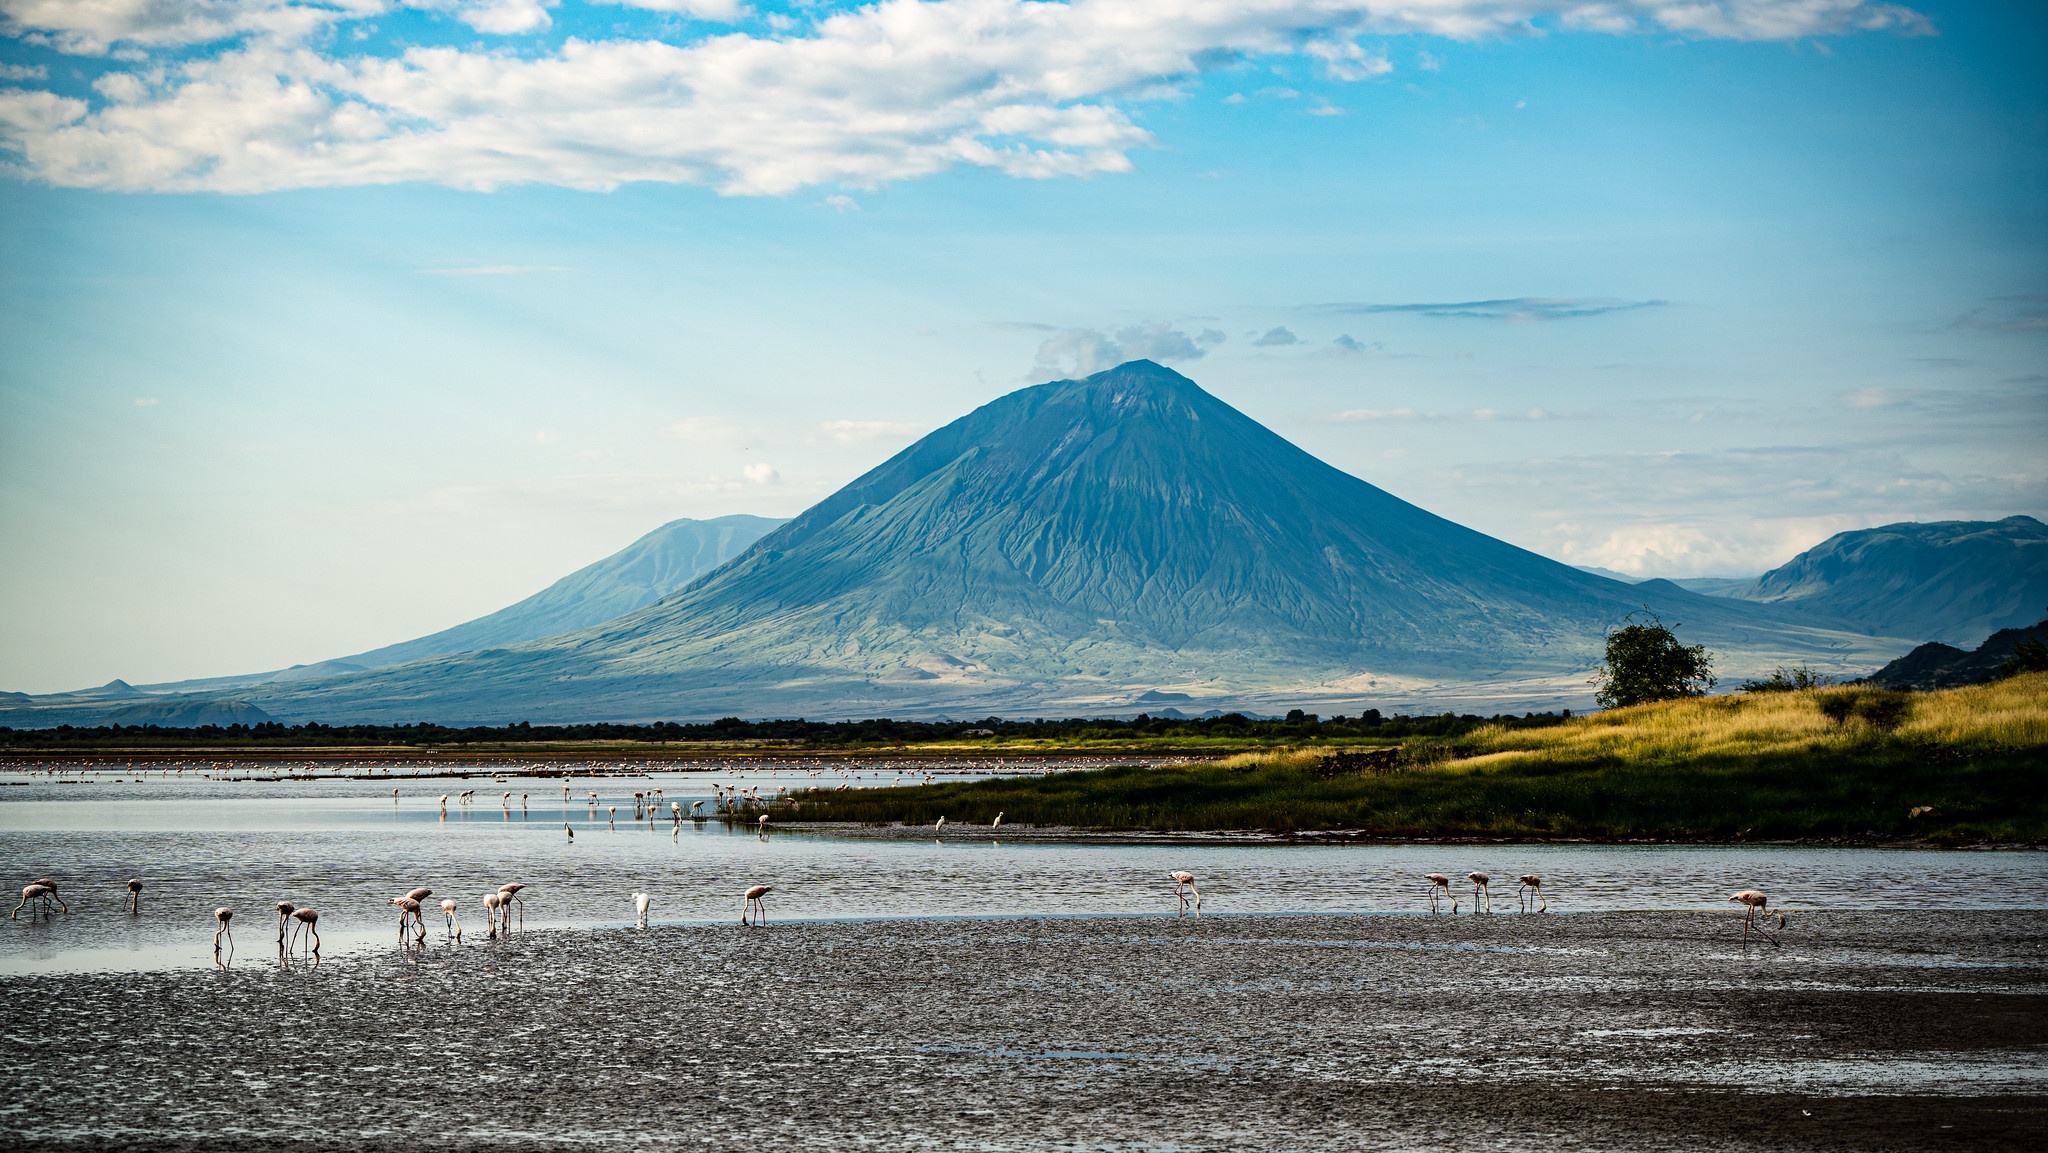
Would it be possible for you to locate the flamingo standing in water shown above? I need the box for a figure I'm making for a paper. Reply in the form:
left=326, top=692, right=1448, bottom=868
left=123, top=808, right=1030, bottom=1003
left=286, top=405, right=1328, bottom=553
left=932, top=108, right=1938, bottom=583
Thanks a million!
left=12, top=884, right=53, bottom=920
left=633, top=892, right=651, bottom=928
left=275, top=901, right=295, bottom=943
left=30, top=879, right=68, bottom=913
left=1168, top=871, right=1202, bottom=917
left=742, top=885, right=772, bottom=925
left=440, top=898, right=462, bottom=940
left=498, top=883, right=526, bottom=928
left=1467, top=872, right=1492, bottom=913
left=1424, top=873, right=1453, bottom=913
left=212, top=907, right=234, bottom=949
left=758, top=813, right=770, bottom=840
left=1730, top=890, right=1779, bottom=947
left=289, top=908, right=320, bottom=954
left=391, top=896, right=426, bottom=943
left=483, top=891, right=506, bottom=938
left=1518, top=875, right=1546, bottom=913
left=127, top=878, right=144, bottom=913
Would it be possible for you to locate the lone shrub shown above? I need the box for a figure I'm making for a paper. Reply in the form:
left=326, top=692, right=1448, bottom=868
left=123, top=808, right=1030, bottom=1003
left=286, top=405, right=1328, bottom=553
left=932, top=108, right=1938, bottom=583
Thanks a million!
left=1592, top=609, right=1716, bottom=710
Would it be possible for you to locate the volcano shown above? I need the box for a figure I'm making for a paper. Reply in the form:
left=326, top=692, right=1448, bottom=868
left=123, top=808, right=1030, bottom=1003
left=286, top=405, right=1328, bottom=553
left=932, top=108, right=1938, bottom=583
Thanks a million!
left=245, top=361, right=1904, bottom=721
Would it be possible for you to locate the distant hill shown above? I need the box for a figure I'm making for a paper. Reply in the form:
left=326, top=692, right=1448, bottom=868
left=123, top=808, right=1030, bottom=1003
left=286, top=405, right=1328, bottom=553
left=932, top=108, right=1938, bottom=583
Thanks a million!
left=1722, top=516, right=2048, bottom=645
left=233, top=361, right=1904, bottom=723
left=1863, top=618, right=2048, bottom=691
left=330, top=513, right=786, bottom=672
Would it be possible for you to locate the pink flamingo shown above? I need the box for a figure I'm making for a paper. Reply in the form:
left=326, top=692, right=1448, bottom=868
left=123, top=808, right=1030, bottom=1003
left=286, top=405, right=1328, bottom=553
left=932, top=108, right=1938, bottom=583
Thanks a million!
left=289, top=907, right=321, bottom=954
left=1424, top=873, right=1453, bottom=913
left=12, top=884, right=53, bottom=920
left=1168, top=871, right=1202, bottom=917
left=213, top=907, right=234, bottom=949
left=1518, top=875, right=1545, bottom=913
left=275, top=901, right=295, bottom=943
left=498, top=883, right=526, bottom=928
left=742, top=885, right=772, bottom=925
left=483, top=892, right=506, bottom=938
left=128, top=879, right=144, bottom=913
left=30, top=878, right=68, bottom=913
left=1729, top=890, right=1779, bottom=947
left=1467, top=872, right=1492, bottom=913
left=391, top=896, right=426, bottom=943
left=440, top=898, right=462, bottom=940
left=407, top=887, right=432, bottom=903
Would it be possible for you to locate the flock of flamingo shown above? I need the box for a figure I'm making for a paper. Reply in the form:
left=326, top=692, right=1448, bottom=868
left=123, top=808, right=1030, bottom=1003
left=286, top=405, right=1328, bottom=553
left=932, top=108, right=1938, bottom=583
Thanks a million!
left=10, top=865, right=1788, bottom=955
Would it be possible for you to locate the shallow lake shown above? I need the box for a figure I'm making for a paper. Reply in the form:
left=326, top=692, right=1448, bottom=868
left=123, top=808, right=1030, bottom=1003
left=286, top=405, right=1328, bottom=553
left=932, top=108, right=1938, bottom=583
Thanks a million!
left=4, top=759, right=2044, bottom=974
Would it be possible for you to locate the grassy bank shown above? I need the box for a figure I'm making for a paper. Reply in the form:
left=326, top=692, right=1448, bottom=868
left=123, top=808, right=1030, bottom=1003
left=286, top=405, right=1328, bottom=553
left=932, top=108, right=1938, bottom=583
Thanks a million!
left=771, top=675, right=2048, bottom=842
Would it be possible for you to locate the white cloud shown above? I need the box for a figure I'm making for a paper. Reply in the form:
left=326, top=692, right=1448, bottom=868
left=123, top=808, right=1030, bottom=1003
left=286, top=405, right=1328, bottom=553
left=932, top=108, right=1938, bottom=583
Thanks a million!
left=1033, top=322, right=1209, bottom=378
left=1252, top=325, right=1298, bottom=346
left=606, top=0, right=746, bottom=18
left=664, top=415, right=742, bottom=443
left=0, top=0, right=1933, bottom=194
left=0, top=62, right=47, bottom=80
left=132, top=395, right=158, bottom=406
left=534, top=428, right=559, bottom=444
left=742, top=461, right=778, bottom=484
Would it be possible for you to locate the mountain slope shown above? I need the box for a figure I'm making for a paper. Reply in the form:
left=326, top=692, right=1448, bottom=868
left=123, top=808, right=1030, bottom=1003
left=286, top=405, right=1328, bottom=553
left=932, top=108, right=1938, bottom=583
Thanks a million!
left=1863, top=617, right=2048, bottom=690
left=245, top=362, right=1906, bottom=723
left=1725, top=516, right=2048, bottom=644
left=333, top=514, right=786, bottom=672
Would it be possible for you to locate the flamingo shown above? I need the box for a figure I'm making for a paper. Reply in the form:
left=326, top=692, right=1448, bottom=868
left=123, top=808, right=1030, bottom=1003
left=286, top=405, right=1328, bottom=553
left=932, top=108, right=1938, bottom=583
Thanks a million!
left=633, top=892, right=651, bottom=928
left=275, top=901, right=295, bottom=943
left=691, top=801, right=705, bottom=819
left=289, top=907, right=320, bottom=954
left=1168, top=871, right=1202, bottom=917
left=391, top=896, right=427, bottom=943
left=407, top=887, right=433, bottom=904
left=1467, top=872, right=1492, bottom=913
left=758, top=813, right=770, bottom=839
left=1730, top=890, right=1779, bottom=947
left=31, top=878, right=68, bottom=913
left=565, top=822, right=574, bottom=840
left=1518, top=875, right=1545, bottom=913
left=1424, top=873, right=1453, bottom=913
left=742, top=884, right=772, bottom=925
left=608, top=806, right=617, bottom=828
left=483, top=892, right=506, bottom=938
left=213, top=907, right=234, bottom=949
left=127, top=878, right=144, bottom=914
left=12, top=884, right=52, bottom=920
left=498, top=883, right=526, bottom=928
left=439, top=794, right=449, bottom=819
left=440, top=898, right=462, bottom=940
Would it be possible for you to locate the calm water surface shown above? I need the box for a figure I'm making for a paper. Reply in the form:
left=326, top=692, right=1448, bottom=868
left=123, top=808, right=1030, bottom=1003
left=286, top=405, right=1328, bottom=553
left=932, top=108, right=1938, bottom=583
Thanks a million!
left=4, top=760, right=2043, bottom=974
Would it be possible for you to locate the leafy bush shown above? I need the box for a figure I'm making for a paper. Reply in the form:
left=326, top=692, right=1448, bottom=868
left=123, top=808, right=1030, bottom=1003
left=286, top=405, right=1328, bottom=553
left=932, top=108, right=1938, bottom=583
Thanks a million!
left=1592, top=609, right=1716, bottom=709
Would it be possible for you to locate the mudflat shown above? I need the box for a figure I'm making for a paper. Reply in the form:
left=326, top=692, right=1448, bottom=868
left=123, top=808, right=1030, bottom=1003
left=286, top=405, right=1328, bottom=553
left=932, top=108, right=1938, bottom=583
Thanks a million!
left=2, top=911, right=2043, bottom=1151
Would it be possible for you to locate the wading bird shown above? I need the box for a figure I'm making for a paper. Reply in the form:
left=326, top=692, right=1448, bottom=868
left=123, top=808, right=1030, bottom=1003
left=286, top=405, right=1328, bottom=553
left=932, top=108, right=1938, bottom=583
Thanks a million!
left=992, top=812, right=1004, bottom=831
left=440, top=898, right=462, bottom=940
left=498, top=883, right=526, bottom=928
left=934, top=816, right=947, bottom=838
left=634, top=892, right=650, bottom=928
left=1518, top=875, right=1545, bottom=913
left=31, top=878, right=67, bottom=913
left=742, top=885, right=772, bottom=925
left=407, top=887, right=432, bottom=904
left=1424, top=873, right=1453, bottom=913
left=275, top=901, right=295, bottom=943
left=1169, top=871, right=1202, bottom=917
left=213, top=907, right=234, bottom=949
left=12, top=884, right=52, bottom=920
left=127, top=878, right=144, bottom=913
left=758, top=813, right=770, bottom=839
left=439, top=794, right=449, bottom=819
left=482, top=891, right=506, bottom=938
left=565, top=823, right=574, bottom=840
left=289, top=907, right=320, bottom=954
left=392, top=896, right=426, bottom=943
left=1467, top=871, right=1492, bottom=913
left=1729, top=890, right=1779, bottom=947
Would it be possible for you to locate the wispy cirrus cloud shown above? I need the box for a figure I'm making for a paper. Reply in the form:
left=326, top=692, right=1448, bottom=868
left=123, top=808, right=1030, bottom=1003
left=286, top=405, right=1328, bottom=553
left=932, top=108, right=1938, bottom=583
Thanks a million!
left=1320, top=296, right=1668, bottom=321
left=1952, top=296, right=2048, bottom=333
left=0, top=0, right=1931, bottom=195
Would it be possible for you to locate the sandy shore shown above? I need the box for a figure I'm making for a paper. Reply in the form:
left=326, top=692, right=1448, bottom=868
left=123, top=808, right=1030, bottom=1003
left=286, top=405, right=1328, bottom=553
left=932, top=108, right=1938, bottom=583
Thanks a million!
left=2, top=911, right=2044, bottom=1151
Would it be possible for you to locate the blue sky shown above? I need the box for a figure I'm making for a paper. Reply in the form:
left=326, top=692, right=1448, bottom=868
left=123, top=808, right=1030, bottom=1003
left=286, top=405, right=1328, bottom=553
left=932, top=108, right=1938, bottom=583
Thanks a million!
left=1, top=0, right=2043, bottom=692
